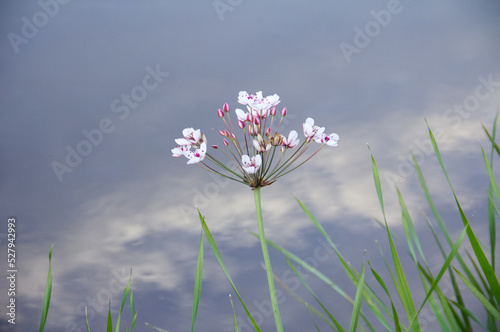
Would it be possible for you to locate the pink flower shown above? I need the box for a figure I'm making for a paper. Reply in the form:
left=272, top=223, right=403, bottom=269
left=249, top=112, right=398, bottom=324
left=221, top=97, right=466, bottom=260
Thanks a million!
left=183, top=142, right=207, bottom=164
left=282, top=130, right=300, bottom=148
left=171, top=145, right=190, bottom=157
left=175, top=128, right=203, bottom=146
left=302, top=118, right=325, bottom=141
left=317, top=133, right=340, bottom=146
left=235, top=108, right=250, bottom=122
left=242, top=154, right=262, bottom=174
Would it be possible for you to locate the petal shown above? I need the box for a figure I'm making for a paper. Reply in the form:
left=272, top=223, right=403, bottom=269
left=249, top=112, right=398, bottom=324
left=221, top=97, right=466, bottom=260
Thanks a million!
left=254, top=154, right=262, bottom=167
left=182, top=127, right=194, bottom=137
left=241, top=154, right=250, bottom=165
left=175, top=138, right=191, bottom=146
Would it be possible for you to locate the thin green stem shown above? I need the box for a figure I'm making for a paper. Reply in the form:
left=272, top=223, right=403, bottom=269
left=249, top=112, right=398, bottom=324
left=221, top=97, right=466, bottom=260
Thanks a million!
left=253, top=187, right=283, bottom=332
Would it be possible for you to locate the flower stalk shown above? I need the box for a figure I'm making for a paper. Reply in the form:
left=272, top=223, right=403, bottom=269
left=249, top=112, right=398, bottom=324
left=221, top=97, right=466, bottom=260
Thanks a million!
left=254, top=186, right=283, bottom=332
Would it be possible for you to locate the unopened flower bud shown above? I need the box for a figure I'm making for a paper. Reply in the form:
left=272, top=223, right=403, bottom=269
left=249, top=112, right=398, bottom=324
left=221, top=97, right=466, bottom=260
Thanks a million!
left=219, top=130, right=226, bottom=137
left=212, top=145, right=218, bottom=149
left=266, top=127, right=271, bottom=136
left=223, top=139, right=229, bottom=146
left=281, top=146, right=286, bottom=153
left=281, top=107, right=287, bottom=116
left=218, top=109, right=224, bottom=118
left=223, top=102, right=230, bottom=112
left=238, top=120, right=245, bottom=129
left=249, top=124, right=256, bottom=136
left=270, top=107, right=276, bottom=116
left=254, top=117, right=260, bottom=125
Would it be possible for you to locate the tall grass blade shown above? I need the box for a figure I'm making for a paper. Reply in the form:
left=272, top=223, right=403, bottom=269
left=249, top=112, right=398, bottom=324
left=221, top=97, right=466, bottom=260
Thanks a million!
left=295, top=197, right=392, bottom=329
left=129, top=287, right=137, bottom=331
left=273, top=263, right=342, bottom=331
left=114, top=269, right=132, bottom=332
left=229, top=295, right=239, bottom=332
left=369, top=147, right=421, bottom=331
left=368, top=262, right=402, bottom=332
left=453, top=268, right=500, bottom=322
left=39, top=245, right=53, bottom=332
left=85, top=306, right=91, bottom=332
left=191, top=231, right=204, bottom=332
left=408, top=224, right=468, bottom=328
left=428, top=122, right=500, bottom=307
left=349, top=253, right=366, bottom=332
left=198, top=210, right=261, bottom=331
left=107, top=301, right=113, bottom=332
left=484, top=112, right=498, bottom=272
left=285, top=258, right=345, bottom=331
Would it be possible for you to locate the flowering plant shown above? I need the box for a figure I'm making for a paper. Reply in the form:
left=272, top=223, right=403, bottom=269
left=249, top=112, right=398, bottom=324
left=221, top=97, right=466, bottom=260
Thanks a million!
left=172, top=91, right=339, bottom=188
left=172, top=91, right=339, bottom=331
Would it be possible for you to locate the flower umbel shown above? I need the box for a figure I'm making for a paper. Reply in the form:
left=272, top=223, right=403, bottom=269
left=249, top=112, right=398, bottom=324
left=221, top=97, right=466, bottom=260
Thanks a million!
left=172, top=91, right=339, bottom=188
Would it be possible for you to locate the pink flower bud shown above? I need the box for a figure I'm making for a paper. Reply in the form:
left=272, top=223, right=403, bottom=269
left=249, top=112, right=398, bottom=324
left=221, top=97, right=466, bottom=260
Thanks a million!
left=230, top=132, right=236, bottom=139
left=238, top=120, right=245, bottom=129
left=218, top=109, right=224, bottom=118
left=281, top=146, right=286, bottom=153
left=266, top=127, right=271, bottom=136
left=212, top=145, right=218, bottom=149
left=219, top=130, right=226, bottom=136
left=254, top=117, right=260, bottom=125
left=223, top=139, right=229, bottom=146
left=270, top=107, right=276, bottom=116
left=223, top=102, right=230, bottom=112
left=281, top=107, right=287, bottom=116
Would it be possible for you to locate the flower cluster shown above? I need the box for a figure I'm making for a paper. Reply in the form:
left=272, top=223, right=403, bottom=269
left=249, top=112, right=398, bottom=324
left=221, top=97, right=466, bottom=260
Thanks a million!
left=172, top=91, right=339, bottom=188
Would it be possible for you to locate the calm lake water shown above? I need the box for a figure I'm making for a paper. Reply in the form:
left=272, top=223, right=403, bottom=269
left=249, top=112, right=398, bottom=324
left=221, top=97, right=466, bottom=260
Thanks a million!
left=1, top=1, right=500, bottom=331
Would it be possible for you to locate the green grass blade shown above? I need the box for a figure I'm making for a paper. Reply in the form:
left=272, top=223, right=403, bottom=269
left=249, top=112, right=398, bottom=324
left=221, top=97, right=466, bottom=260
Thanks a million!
left=453, top=267, right=500, bottom=321
left=129, top=287, right=136, bottom=331
left=229, top=295, right=239, bottom=332
left=428, top=122, right=500, bottom=307
left=273, top=264, right=342, bottom=331
left=408, top=224, right=468, bottom=328
left=421, top=210, right=470, bottom=329
left=107, top=301, right=113, bottom=332
left=349, top=253, right=366, bottom=332
left=114, top=269, right=132, bottom=332
left=252, top=231, right=382, bottom=332
left=369, top=147, right=420, bottom=331
left=295, top=197, right=392, bottom=329
left=369, top=262, right=402, bottom=332
left=482, top=146, right=500, bottom=210
left=482, top=139, right=499, bottom=273
left=412, top=149, right=480, bottom=298
left=198, top=210, right=261, bottom=331
left=85, top=306, right=91, bottom=332
left=39, top=245, right=53, bottom=332
left=285, top=258, right=345, bottom=331
left=191, top=231, right=204, bottom=332
left=482, top=113, right=500, bottom=158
